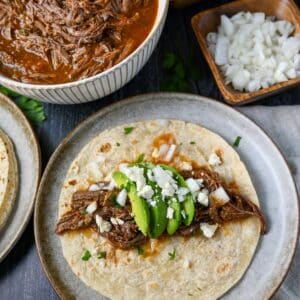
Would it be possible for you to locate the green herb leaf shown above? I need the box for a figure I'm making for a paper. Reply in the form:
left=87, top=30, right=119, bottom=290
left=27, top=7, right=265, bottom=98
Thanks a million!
left=82, top=250, right=91, bottom=261
left=190, top=141, right=196, bottom=145
left=233, top=136, right=242, bottom=147
left=0, top=85, right=46, bottom=126
left=137, top=246, right=144, bottom=256
left=98, top=251, right=107, bottom=259
left=188, top=293, right=193, bottom=296
left=163, top=53, right=177, bottom=69
left=124, top=127, right=134, bottom=135
left=174, top=62, right=185, bottom=79
left=116, top=142, right=121, bottom=147
left=168, top=248, right=176, bottom=260
left=136, top=153, right=145, bottom=163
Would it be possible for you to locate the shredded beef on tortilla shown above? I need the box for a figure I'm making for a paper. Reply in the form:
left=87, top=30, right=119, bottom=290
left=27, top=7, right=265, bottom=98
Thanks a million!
left=55, top=188, right=149, bottom=249
left=55, top=167, right=266, bottom=249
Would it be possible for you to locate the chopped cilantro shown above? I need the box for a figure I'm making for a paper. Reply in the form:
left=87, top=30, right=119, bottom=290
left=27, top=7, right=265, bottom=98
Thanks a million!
left=80, top=209, right=87, bottom=215
left=233, top=136, right=242, bottom=147
left=0, top=86, right=46, bottom=126
left=188, top=293, right=193, bottom=296
left=136, top=153, right=145, bottom=163
left=137, top=246, right=144, bottom=255
left=161, top=51, right=202, bottom=93
left=124, top=127, right=134, bottom=135
left=163, top=53, right=176, bottom=69
left=197, top=287, right=202, bottom=291
left=82, top=250, right=91, bottom=261
left=116, top=142, right=121, bottom=147
left=168, top=248, right=176, bottom=260
left=190, top=141, right=196, bottom=145
left=98, top=251, right=107, bottom=259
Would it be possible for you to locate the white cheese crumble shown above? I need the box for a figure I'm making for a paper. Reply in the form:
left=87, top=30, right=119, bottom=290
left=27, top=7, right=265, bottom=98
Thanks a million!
left=147, top=199, right=157, bottom=207
left=210, top=186, right=230, bottom=204
left=208, top=153, right=222, bottom=166
left=86, top=201, right=98, bottom=214
left=152, top=166, right=178, bottom=197
left=167, top=207, right=174, bottom=219
left=185, top=178, right=200, bottom=193
left=116, top=189, right=127, bottom=206
left=95, top=215, right=112, bottom=233
left=176, top=187, right=190, bottom=202
left=138, top=185, right=154, bottom=199
left=200, top=223, right=218, bottom=238
left=197, top=190, right=209, bottom=206
left=121, top=165, right=146, bottom=192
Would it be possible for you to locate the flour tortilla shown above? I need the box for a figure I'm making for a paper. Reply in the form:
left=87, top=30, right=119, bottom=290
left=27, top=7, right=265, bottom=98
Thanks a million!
left=58, top=120, right=262, bottom=300
left=0, top=129, right=18, bottom=231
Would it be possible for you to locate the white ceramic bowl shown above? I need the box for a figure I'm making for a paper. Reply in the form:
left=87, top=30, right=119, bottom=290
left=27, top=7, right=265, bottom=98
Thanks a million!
left=0, top=1, right=169, bottom=104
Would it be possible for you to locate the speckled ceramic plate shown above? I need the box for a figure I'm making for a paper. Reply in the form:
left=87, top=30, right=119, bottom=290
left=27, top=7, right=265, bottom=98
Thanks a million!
left=0, top=93, right=41, bottom=262
left=35, top=93, right=298, bottom=300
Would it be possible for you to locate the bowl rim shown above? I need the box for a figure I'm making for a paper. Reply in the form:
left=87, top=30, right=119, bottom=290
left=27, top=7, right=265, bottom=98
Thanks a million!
left=0, top=0, right=169, bottom=90
left=191, top=0, right=300, bottom=105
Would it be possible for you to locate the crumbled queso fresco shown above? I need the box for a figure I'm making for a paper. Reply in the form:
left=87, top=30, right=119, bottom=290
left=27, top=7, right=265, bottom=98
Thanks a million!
left=207, top=11, right=300, bottom=92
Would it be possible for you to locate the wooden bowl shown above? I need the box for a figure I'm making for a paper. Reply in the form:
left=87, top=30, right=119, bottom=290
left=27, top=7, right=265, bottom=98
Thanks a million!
left=192, top=0, right=300, bottom=105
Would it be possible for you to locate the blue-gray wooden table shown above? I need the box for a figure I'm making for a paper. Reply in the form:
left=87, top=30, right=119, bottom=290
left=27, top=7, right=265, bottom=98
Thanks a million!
left=1, top=1, right=300, bottom=299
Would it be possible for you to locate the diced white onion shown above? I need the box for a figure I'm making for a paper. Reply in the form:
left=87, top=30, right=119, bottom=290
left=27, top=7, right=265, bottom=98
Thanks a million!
left=165, top=144, right=176, bottom=162
left=208, top=153, right=222, bottom=166
left=95, top=215, right=112, bottom=233
left=185, top=178, right=200, bottom=193
left=158, top=144, right=169, bottom=157
left=197, top=191, right=209, bottom=206
left=88, top=183, right=102, bottom=192
left=200, top=223, right=218, bottom=238
left=206, top=11, right=300, bottom=92
left=210, top=186, right=230, bottom=204
left=86, top=201, right=98, bottom=214
left=116, top=189, right=127, bottom=206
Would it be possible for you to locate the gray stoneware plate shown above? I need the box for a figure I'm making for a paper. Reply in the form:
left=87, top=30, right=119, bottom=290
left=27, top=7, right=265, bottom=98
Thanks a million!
left=0, top=93, right=41, bottom=262
left=35, top=93, right=298, bottom=300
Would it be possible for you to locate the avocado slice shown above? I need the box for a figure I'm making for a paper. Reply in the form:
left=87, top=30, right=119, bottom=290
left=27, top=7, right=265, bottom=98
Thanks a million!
left=133, top=163, right=168, bottom=238
left=149, top=196, right=168, bottom=238
left=160, top=164, right=195, bottom=226
left=113, top=171, right=150, bottom=236
left=167, top=200, right=182, bottom=235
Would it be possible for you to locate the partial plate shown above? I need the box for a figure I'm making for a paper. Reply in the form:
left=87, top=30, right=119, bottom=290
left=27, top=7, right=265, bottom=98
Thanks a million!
left=0, top=93, right=41, bottom=262
left=35, top=93, right=298, bottom=300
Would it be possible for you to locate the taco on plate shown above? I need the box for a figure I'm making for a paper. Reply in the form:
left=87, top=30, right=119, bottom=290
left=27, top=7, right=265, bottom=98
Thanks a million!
left=55, top=120, right=266, bottom=300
